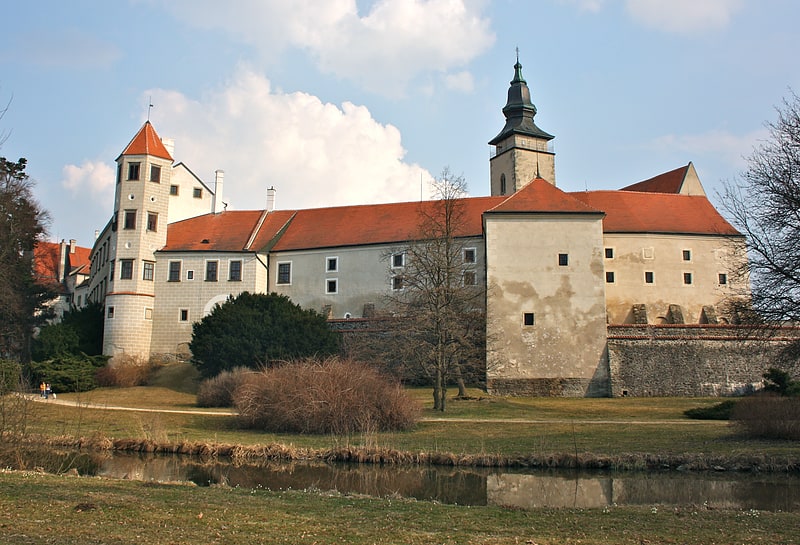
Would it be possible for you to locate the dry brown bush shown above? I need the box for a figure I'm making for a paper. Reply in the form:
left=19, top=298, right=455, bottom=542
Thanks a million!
left=731, top=394, right=800, bottom=440
left=196, top=367, right=254, bottom=407
left=234, top=357, right=420, bottom=434
left=95, top=355, right=157, bottom=388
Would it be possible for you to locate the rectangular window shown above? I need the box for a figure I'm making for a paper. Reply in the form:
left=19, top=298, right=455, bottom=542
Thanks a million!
left=193, top=187, right=202, bottom=198
left=142, top=261, right=154, bottom=281
left=205, top=261, right=218, bottom=282
left=718, top=273, right=728, bottom=285
left=180, top=309, right=189, bottom=322
left=109, top=261, right=115, bottom=282
left=558, top=253, right=569, bottom=267
left=120, top=259, right=133, bottom=280
left=463, top=248, right=476, bottom=264
left=146, top=212, right=158, bottom=232
left=463, top=270, right=477, bottom=286
left=229, top=260, right=242, bottom=281
left=605, top=271, right=615, bottom=283
left=326, top=256, right=338, bottom=272
left=683, top=272, right=693, bottom=285
left=127, top=162, right=140, bottom=181
left=683, top=249, right=692, bottom=261
left=168, top=261, right=181, bottom=282
left=523, top=312, right=535, bottom=326
left=391, top=275, right=404, bottom=291
left=326, top=278, right=338, bottom=294
left=277, top=262, right=291, bottom=284
left=107, top=306, right=115, bottom=319
left=187, top=270, right=194, bottom=280
left=144, top=308, right=153, bottom=320
left=605, top=248, right=614, bottom=259
left=150, top=165, right=161, bottom=183
left=392, top=252, right=405, bottom=268
left=123, top=210, right=136, bottom=230
left=170, top=184, right=179, bottom=196
left=644, top=271, right=654, bottom=284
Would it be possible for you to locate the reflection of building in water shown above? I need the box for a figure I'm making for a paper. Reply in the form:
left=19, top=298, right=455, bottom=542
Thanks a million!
left=487, top=473, right=613, bottom=509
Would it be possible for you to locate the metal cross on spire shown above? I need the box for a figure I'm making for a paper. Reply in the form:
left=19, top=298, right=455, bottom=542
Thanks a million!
left=147, top=96, right=154, bottom=121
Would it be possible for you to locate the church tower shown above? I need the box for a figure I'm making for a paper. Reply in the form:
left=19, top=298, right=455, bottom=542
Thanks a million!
left=103, top=121, right=173, bottom=358
left=489, top=56, right=555, bottom=195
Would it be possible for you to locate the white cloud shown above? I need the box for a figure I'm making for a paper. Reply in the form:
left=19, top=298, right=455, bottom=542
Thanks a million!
left=146, top=66, right=432, bottom=211
left=625, top=0, right=744, bottom=33
left=647, top=128, right=767, bottom=166
left=558, top=0, right=605, bottom=13
left=152, top=0, right=494, bottom=95
left=443, top=71, right=475, bottom=93
left=61, top=160, right=116, bottom=202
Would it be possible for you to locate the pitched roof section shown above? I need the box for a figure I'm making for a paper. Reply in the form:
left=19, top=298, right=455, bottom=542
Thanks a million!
left=487, top=178, right=603, bottom=215
left=118, top=121, right=173, bottom=161
left=161, top=210, right=295, bottom=252
left=272, top=197, right=504, bottom=252
left=620, top=162, right=705, bottom=196
left=572, top=190, right=740, bottom=235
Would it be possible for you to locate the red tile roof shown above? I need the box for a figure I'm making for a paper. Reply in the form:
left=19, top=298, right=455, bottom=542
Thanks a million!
left=68, top=245, right=91, bottom=275
left=571, top=190, right=740, bottom=235
left=160, top=210, right=296, bottom=252
left=33, top=241, right=62, bottom=287
left=487, top=178, right=603, bottom=215
left=118, top=121, right=173, bottom=161
left=620, top=164, right=689, bottom=194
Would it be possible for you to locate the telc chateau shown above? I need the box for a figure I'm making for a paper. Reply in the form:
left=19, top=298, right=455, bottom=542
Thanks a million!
left=81, top=59, right=783, bottom=397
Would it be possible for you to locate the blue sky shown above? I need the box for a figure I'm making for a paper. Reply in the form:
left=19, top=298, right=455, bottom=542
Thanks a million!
left=1, top=0, right=798, bottom=246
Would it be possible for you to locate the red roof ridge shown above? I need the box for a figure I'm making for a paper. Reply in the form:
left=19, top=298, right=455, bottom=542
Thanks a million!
left=487, top=178, right=604, bottom=214
left=118, top=121, right=173, bottom=161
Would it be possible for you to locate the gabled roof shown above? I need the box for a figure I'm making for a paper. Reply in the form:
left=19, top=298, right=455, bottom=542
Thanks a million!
left=487, top=178, right=603, bottom=215
left=68, top=246, right=91, bottom=275
left=118, top=121, right=173, bottom=161
left=620, top=162, right=705, bottom=196
left=571, top=190, right=740, bottom=235
left=33, top=241, right=62, bottom=288
left=160, top=210, right=295, bottom=252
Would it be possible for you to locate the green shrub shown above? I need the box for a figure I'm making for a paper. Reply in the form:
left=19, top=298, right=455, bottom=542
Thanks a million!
left=0, top=359, right=23, bottom=394
left=235, top=357, right=420, bottom=434
left=197, top=367, right=253, bottom=407
left=684, top=399, right=738, bottom=420
left=763, top=367, right=800, bottom=397
left=731, top=395, right=800, bottom=440
left=26, top=355, right=109, bottom=394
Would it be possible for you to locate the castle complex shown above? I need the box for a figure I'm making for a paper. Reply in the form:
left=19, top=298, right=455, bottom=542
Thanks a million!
left=85, top=59, right=754, bottom=396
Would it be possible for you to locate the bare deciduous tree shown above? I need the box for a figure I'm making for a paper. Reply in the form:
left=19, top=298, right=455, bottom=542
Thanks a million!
left=387, top=168, right=486, bottom=411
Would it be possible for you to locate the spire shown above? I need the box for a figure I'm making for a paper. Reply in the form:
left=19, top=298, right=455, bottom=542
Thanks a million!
left=489, top=55, right=553, bottom=145
left=118, top=121, right=173, bottom=162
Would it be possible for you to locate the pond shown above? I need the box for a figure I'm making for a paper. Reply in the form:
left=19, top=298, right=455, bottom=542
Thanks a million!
left=4, top=447, right=799, bottom=512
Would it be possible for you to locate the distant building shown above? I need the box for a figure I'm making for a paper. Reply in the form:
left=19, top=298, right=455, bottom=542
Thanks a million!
left=86, top=58, right=749, bottom=395
left=34, top=239, right=92, bottom=320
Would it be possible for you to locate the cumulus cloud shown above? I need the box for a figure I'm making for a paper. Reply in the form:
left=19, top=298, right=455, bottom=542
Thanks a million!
left=152, top=0, right=494, bottom=95
left=647, top=128, right=767, bottom=166
left=558, top=0, right=605, bottom=13
left=625, top=0, right=744, bottom=33
left=145, top=66, right=433, bottom=212
left=62, top=160, right=116, bottom=202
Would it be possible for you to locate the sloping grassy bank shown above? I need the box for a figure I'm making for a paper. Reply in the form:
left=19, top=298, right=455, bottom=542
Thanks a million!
left=2, top=469, right=798, bottom=545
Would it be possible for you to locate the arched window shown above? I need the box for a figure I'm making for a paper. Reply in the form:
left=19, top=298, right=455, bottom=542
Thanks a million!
left=500, top=173, right=507, bottom=195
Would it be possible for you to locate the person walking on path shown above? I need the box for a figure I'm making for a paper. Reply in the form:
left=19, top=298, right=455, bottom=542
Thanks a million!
left=39, top=382, right=46, bottom=398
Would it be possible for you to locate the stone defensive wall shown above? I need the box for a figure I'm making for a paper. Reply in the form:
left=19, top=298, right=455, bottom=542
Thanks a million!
left=607, top=324, right=800, bottom=397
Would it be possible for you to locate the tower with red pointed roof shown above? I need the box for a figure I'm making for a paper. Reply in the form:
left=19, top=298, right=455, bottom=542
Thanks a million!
left=489, top=56, right=556, bottom=196
left=103, top=121, right=174, bottom=357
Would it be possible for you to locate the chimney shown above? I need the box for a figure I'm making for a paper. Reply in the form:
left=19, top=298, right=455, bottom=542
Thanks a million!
left=162, top=138, right=175, bottom=159
left=94, top=230, right=100, bottom=240
left=69, top=239, right=76, bottom=254
left=212, top=169, right=225, bottom=214
left=266, top=186, right=276, bottom=212
left=58, top=239, right=67, bottom=282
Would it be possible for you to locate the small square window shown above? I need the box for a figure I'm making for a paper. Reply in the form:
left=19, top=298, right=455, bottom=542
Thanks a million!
left=205, top=261, right=218, bottom=282
left=682, top=250, right=692, bottom=261
left=718, top=273, right=728, bottom=285
left=168, top=261, right=181, bottom=282
left=180, top=309, right=189, bottom=322
left=558, top=253, right=569, bottom=267
left=523, top=312, right=535, bottom=326
left=464, top=248, right=476, bottom=264
left=170, top=184, right=179, bottom=196
left=229, top=260, right=242, bottom=281
left=150, top=165, right=161, bottom=183
left=605, top=271, right=615, bottom=283
left=327, top=257, right=338, bottom=272
left=645, top=271, right=654, bottom=284
left=193, top=187, right=203, bottom=198
left=392, top=275, right=404, bottom=291
left=605, top=248, right=614, bottom=259
left=107, top=306, right=115, bottom=319
left=392, top=253, right=405, bottom=268
left=463, top=270, right=477, bottom=286
left=187, top=270, right=194, bottom=280
left=683, top=272, right=693, bottom=285
left=127, top=162, right=140, bottom=181
left=277, top=262, right=291, bottom=284
left=120, top=259, right=133, bottom=280
left=326, top=278, right=338, bottom=294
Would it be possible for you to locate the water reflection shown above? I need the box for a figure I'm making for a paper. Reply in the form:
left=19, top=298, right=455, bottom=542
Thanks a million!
left=3, top=447, right=798, bottom=512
